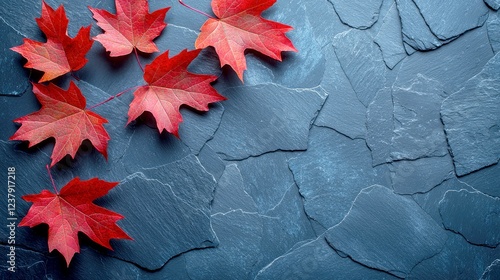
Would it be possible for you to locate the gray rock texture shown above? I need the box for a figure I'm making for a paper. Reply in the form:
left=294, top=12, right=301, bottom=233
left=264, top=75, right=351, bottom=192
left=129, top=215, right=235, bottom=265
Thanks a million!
left=441, top=52, right=500, bottom=176
left=439, top=189, right=500, bottom=247
left=326, top=186, right=447, bottom=278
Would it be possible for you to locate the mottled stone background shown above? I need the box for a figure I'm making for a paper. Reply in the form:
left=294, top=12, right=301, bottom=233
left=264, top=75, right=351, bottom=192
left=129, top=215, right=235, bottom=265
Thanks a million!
left=1, top=0, right=499, bottom=279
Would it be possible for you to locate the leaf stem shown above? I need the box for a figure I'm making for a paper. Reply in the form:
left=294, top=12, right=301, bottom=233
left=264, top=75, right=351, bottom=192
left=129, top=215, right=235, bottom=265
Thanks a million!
left=178, top=0, right=215, bottom=19
left=134, top=48, right=144, bottom=72
left=87, top=86, right=138, bottom=110
left=46, top=164, right=58, bottom=195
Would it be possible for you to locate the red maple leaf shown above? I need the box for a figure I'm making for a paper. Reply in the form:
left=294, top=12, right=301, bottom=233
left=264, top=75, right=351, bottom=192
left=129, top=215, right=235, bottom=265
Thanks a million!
left=194, top=0, right=297, bottom=81
left=10, top=1, right=93, bottom=82
left=89, top=0, right=169, bottom=57
left=19, top=177, right=132, bottom=266
left=10, top=82, right=110, bottom=167
left=127, top=49, right=226, bottom=136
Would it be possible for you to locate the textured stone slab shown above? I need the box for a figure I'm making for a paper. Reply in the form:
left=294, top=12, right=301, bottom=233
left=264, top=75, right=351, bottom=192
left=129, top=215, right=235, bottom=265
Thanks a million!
left=315, top=50, right=367, bottom=139
left=237, top=152, right=296, bottom=213
left=185, top=210, right=263, bottom=280
left=253, top=183, right=317, bottom=275
left=441, top=53, right=500, bottom=176
left=395, top=0, right=448, bottom=51
left=485, top=0, right=500, bottom=10
left=0, top=20, right=30, bottom=96
left=141, top=154, right=217, bottom=214
left=255, top=236, right=398, bottom=280
left=374, top=3, right=407, bottom=69
left=408, top=233, right=500, bottom=280
left=367, top=74, right=447, bottom=165
left=327, top=0, right=383, bottom=30
left=104, top=171, right=217, bottom=270
left=366, top=87, right=394, bottom=165
left=326, top=186, right=447, bottom=278
left=208, top=84, right=325, bottom=160
left=460, top=163, right=500, bottom=197
left=412, top=178, right=474, bottom=224
left=481, top=259, right=500, bottom=280
left=211, top=164, right=257, bottom=214
left=488, top=12, right=500, bottom=53
left=390, top=155, right=454, bottom=194
left=439, top=189, right=500, bottom=247
left=395, top=26, right=494, bottom=93
left=289, top=126, right=391, bottom=230
left=391, top=76, right=448, bottom=160
left=413, top=0, right=489, bottom=40
left=333, top=29, right=386, bottom=107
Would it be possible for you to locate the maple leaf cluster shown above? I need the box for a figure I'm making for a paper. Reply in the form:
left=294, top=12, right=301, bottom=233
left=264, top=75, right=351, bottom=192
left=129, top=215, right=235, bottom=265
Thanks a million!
left=9, top=0, right=296, bottom=267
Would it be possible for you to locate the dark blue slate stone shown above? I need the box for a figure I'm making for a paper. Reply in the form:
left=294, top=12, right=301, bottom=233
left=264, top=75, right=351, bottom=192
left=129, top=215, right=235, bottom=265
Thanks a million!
left=395, top=0, right=450, bottom=51
left=211, top=164, right=258, bottom=214
left=315, top=50, right=367, bottom=139
left=390, top=154, right=454, bottom=195
left=0, top=20, right=30, bottom=96
left=366, top=87, right=394, bottom=165
left=236, top=152, right=296, bottom=213
left=395, top=26, right=494, bottom=94
left=102, top=168, right=217, bottom=270
left=391, top=75, right=448, bottom=161
left=374, top=3, right=407, bottom=69
left=289, top=126, right=391, bottom=230
left=185, top=210, right=263, bottom=280
left=481, top=259, right=500, bottom=280
left=412, top=178, right=475, bottom=224
left=413, top=0, right=489, bottom=40
left=325, top=185, right=448, bottom=278
left=439, top=189, right=500, bottom=247
left=441, top=52, right=500, bottom=176
left=485, top=0, right=500, bottom=10
left=408, top=233, right=500, bottom=280
left=255, top=236, right=398, bottom=280
left=208, top=84, right=325, bottom=160
left=332, top=29, right=386, bottom=107
left=460, top=163, right=500, bottom=197
left=327, top=0, right=383, bottom=30
left=488, top=12, right=500, bottom=53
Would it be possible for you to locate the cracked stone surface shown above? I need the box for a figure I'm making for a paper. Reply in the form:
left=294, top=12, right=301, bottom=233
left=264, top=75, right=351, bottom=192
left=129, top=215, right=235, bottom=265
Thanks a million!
left=327, top=0, right=383, bottom=30
left=481, top=259, right=500, bottom=280
left=367, top=74, right=450, bottom=165
left=333, top=29, right=386, bottom=107
left=325, top=185, right=448, bottom=278
left=441, top=52, right=500, bottom=176
left=1, top=0, right=499, bottom=278
left=439, top=189, right=500, bottom=248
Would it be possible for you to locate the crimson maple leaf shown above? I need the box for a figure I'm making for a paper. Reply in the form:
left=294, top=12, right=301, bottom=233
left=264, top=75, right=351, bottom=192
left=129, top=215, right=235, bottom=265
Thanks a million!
left=19, top=177, right=132, bottom=266
left=89, top=0, right=169, bottom=56
left=127, top=49, right=226, bottom=136
left=194, top=0, right=297, bottom=81
left=10, top=82, right=110, bottom=167
left=10, top=1, right=93, bottom=82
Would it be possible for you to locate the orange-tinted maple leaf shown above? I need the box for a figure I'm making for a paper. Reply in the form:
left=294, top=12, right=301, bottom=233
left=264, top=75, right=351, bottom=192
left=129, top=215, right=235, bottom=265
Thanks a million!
left=195, top=0, right=297, bottom=81
left=127, top=49, right=226, bottom=137
left=10, top=82, right=110, bottom=167
left=19, top=177, right=132, bottom=266
left=89, top=0, right=169, bottom=57
left=10, top=1, right=93, bottom=82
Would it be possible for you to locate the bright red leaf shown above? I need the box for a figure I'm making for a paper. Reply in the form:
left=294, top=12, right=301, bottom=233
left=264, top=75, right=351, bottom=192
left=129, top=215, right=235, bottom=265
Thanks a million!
left=10, top=1, right=93, bottom=82
left=127, top=49, right=226, bottom=137
left=89, top=0, right=169, bottom=57
left=10, top=82, right=110, bottom=167
left=195, top=0, right=297, bottom=81
left=19, top=177, right=132, bottom=266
